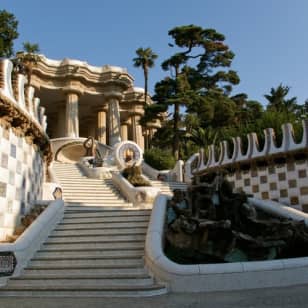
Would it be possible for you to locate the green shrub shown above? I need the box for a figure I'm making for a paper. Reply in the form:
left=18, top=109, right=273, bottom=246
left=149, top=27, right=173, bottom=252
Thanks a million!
left=144, top=148, right=176, bottom=170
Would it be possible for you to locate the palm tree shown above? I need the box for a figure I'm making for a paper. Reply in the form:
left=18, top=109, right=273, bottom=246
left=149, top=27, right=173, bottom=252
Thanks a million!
left=14, top=41, right=40, bottom=85
left=133, top=47, right=158, bottom=104
left=264, top=84, right=297, bottom=113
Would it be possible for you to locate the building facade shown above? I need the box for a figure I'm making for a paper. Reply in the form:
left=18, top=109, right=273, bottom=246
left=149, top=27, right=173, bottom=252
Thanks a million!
left=30, top=55, right=159, bottom=149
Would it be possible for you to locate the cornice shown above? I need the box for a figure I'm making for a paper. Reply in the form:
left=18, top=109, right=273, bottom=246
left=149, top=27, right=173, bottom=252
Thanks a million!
left=32, top=55, right=134, bottom=91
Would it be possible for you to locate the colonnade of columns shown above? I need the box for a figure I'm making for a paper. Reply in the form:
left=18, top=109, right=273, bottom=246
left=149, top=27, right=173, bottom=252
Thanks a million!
left=60, top=90, right=145, bottom=149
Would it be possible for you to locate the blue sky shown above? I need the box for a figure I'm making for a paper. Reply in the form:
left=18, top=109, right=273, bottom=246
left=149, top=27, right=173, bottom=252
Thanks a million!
left=2, top=0, right=308, bottom=106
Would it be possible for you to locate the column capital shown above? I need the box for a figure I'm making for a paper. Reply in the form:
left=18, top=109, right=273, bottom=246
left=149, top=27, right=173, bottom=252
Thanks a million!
left=62, top=86, right=83, bottom=96
left=92, top=105, right=108, bottom=113
left=104, top=90, right=124, bottom=101
left=121, top=118, right=131, bottom=126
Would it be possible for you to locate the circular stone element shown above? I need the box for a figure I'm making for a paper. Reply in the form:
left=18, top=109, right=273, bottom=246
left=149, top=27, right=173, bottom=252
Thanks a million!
left=114, top=141, right=143, bottom=169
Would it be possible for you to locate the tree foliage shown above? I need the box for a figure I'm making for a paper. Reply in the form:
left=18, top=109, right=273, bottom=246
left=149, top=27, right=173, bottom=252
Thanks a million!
left=133, top=47, right=158, bottom=104
left=146, top=24, right=240, bottom=160
left=14, top=41, right=41, bottom=85
left=0, top=10, right=19, bottom=58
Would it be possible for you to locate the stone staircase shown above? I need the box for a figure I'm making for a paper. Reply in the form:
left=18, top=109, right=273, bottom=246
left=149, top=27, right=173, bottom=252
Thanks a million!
left=0, top=162, right=167, bottom=297
left=148, top=179, right=188, bottom=196
left=53, top=162, right=132, bottom=209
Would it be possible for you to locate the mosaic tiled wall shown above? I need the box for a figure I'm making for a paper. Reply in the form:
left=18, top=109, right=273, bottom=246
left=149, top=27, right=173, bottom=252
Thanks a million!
left=0, top=59, right=51, bottom=241
left=227, top=159, right=308, bottom=211
left=0, top=126, right=44, bottom=239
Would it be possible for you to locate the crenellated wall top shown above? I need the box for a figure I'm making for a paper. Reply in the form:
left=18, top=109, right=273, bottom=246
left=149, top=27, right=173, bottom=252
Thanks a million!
left=187, top=120, right=308, bottom=176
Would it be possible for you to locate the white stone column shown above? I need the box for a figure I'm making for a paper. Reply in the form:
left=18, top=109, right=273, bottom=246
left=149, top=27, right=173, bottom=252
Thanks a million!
left=121, top=121, right=129, bottom=141
left=97, top=109, right=107, bottom=144
left=106, top=94, right=122, bottom=146
left=57, top=106, right=66, bottom=137
left=65, top=92, right=79, bottom=138
left=131, top=115, right=144, bottom=150
left=88, top=118, right=96, bottom=138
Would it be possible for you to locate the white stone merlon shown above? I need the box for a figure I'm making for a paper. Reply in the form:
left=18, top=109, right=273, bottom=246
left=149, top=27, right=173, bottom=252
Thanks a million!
left=16, top=74, right=27, bottom=108
left=26, top=86, right=35, bottom=115
left=0, top=60, right=15, bottom=102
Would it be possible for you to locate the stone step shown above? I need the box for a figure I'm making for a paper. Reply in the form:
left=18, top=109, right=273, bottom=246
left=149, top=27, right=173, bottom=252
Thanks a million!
left=63, top=195, right=123, bottom=200
left=62, top=209, right=150, bottom=218
left=49, top=227, right=147, bottom=238
left=61, top=215, right=149, bottom=223
left=65, top=206, right=133, bottom=212
left=58, top=178, right=107, bottom=182
left=41, top=241, right=144, bottom=251
left=0, top=284, right=167, bottom=297
left=55, top=221, right=149, bottom=230
left=62, top=190, right=120, bottom=195
left=35, top=249, right=144, bottom=259
left=21, top=267, right=148, bottom=277
left=28, top=258, right=144, bottom=268
left=50, top=227, right=147, bottom=237
left=6, top=276, right=154, bottom=287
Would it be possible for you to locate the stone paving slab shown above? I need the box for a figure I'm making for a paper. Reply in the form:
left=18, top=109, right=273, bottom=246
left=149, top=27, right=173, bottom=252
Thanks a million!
left=1, top=284, right=308, bottom=308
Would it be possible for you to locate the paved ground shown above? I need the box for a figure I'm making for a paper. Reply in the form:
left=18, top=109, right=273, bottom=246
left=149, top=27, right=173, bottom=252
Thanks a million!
left=0, top=284, right=308, bottom=308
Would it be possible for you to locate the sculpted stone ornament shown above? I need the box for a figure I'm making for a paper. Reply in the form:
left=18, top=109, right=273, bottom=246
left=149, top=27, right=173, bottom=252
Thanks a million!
left=165, top=171, right=308, bottom=264
left=83, top=136, right=96, bottom=157
left=114, top=141, right=143, bottom=169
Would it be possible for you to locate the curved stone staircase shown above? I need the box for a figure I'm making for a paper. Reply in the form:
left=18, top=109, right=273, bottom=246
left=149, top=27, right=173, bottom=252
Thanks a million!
left=0, top=162, right=167, bottom=297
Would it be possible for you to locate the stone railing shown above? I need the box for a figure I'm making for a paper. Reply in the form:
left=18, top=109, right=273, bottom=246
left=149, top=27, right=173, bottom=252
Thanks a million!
left=0, top=59, right=52, bottom=240
left=142, top=160, right=185, bottom=182
left=185, top=121, right=308, bottom=210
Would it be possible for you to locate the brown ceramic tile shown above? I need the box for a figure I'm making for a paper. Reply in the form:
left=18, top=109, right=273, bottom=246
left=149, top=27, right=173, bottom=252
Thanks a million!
left=244, top=179, right=250, bottom=186
left=261, top=192, right=269, bottom=199
left=298, top=170, right=307, bottom=178
left=268, top=166, right=276, bottom=174
left=1, top=153, right=8, bottom=168
left=260, top=176, right=267, bottom=184
left=288, top=179, right=297, bottom=188
left=300, top=187, right=308, bottom=195
left=278, top=172, right=286, bottom=181
left=280, top=189, right=288, bottom=197
left=302, top=204, right=308, bottom=213
left=0, top=182, right=7, bottom=197
left=290, top=196, right=299, bottom=205
left=252, top=185, right=259, bottom=193
left=287, top=162, right=295, bottom=171
left=235, top=172, right=242, bottom=180
left=269, top=182, right=277, bottom=190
